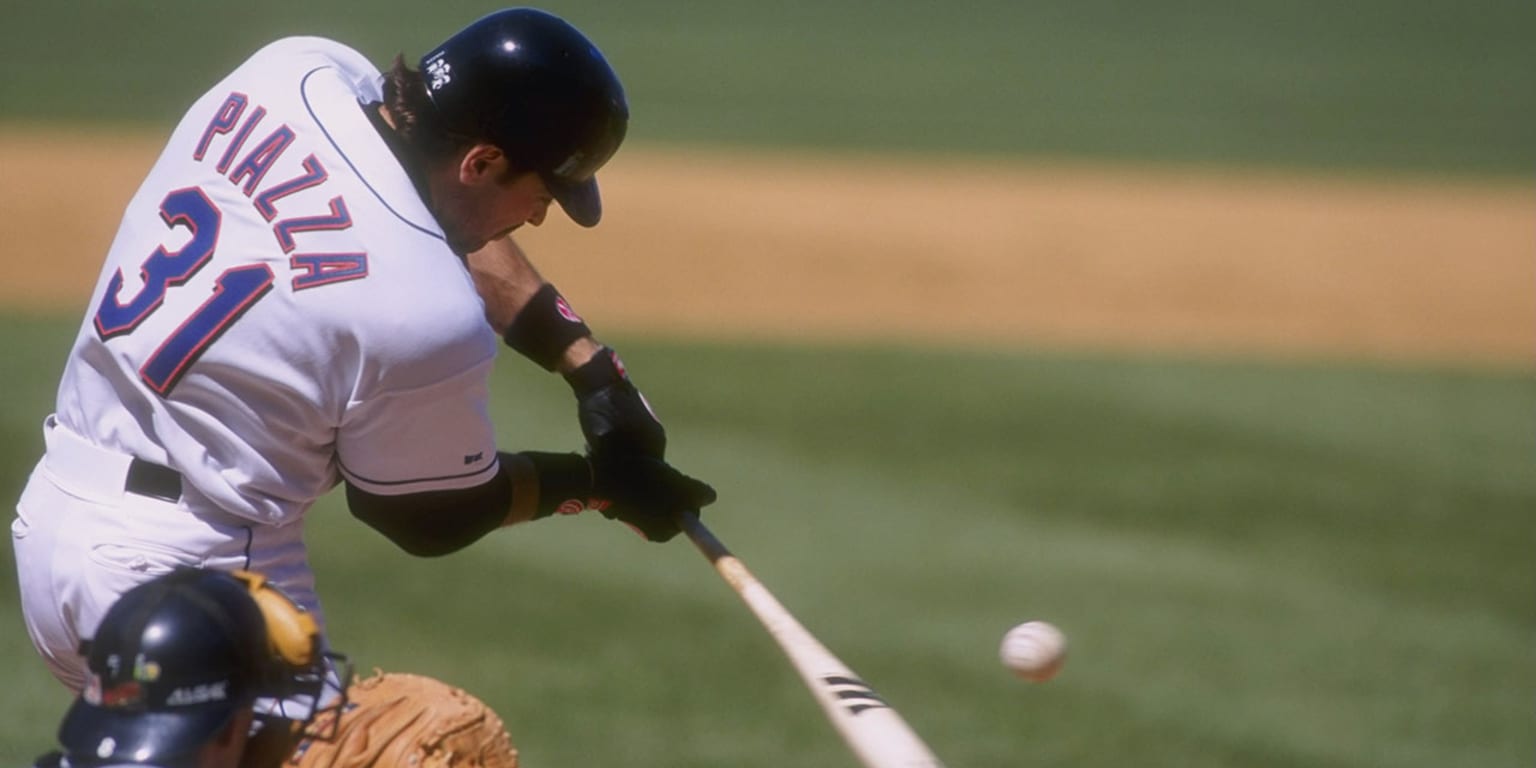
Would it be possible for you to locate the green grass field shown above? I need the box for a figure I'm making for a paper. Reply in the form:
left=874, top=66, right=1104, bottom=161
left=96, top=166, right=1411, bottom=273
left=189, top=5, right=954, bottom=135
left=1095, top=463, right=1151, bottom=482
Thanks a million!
left=0, top=317, right=1531, bottom=766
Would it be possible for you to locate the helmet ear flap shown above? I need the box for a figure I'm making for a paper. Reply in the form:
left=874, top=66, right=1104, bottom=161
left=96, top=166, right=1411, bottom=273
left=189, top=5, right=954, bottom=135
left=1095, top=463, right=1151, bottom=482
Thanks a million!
left=230, top=569, right=319, bottom=671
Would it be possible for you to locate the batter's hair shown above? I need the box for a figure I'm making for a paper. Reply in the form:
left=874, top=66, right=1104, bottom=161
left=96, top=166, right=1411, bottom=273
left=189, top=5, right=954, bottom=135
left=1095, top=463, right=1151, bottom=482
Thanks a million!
left=380, top=55, right=534, bottom=184
left=380, top=55, right=469, bottom=161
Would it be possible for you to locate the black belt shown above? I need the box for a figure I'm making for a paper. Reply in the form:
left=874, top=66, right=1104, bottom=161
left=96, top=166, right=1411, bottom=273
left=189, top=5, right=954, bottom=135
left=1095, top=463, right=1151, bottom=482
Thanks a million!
left=125, top=458, right=182, bottom=502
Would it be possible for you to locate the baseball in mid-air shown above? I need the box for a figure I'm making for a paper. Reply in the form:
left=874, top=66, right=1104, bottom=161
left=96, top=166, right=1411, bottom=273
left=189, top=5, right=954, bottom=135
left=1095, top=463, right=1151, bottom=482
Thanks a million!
left=999, top=621, right=1067, bottom=682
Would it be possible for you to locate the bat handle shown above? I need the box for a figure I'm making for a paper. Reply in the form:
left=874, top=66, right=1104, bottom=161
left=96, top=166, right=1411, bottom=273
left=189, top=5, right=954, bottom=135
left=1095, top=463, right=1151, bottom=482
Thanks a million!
left=675, top=510, right=731, bottom=563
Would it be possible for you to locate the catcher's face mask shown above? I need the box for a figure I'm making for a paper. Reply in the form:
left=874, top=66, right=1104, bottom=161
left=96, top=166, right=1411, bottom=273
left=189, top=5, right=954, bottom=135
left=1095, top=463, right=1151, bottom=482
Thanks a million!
left=232, top=570, right=352, bottom=744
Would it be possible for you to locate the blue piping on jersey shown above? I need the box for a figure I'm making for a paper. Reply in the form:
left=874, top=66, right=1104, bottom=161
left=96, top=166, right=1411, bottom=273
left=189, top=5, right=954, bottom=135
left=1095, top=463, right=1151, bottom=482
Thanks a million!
left=301, top=66, right=444, bottom=243
left=239, top=525, right=253, bottom=570
left=339, top=456, right=499, bottom=487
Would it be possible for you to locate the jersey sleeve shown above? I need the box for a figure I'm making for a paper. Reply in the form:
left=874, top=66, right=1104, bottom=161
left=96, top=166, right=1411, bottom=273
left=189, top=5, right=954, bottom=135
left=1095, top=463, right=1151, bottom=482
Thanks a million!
left=336, top=353, right=501, bottom=495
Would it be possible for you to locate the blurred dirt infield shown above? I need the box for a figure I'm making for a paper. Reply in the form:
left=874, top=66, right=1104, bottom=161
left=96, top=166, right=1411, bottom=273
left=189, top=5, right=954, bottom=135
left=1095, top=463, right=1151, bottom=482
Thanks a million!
left=3, top=129, right=1530, bottom=366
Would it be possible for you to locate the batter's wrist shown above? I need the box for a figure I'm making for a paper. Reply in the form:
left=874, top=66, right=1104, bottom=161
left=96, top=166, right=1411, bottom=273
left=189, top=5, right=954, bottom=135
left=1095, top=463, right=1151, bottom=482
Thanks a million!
left=555, top=337, right=603, bottom=375
left=515, top=451, right=597, bottom=519
left=562, top=344, right=627, bottom=395
left=502, top=283, right=591, bottom=371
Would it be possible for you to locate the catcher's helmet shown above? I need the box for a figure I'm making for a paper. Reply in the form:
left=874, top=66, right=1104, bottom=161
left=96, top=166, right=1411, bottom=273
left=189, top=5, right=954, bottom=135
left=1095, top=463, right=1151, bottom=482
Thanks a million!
left=420, top=7, right=629, bottom=227
left=57, top=569, right=290, bottom=767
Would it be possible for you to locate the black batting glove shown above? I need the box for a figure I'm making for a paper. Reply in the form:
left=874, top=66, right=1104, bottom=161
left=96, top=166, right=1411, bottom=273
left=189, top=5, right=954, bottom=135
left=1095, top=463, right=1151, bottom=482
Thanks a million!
left=589, top=451, right=716, bottom=542
left=565, top=347, right=667, bottom=460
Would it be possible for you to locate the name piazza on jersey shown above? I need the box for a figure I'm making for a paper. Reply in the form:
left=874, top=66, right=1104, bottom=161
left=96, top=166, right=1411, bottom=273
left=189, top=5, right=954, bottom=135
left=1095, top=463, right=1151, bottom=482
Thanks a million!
left=194, top=91, right=368, bottom=290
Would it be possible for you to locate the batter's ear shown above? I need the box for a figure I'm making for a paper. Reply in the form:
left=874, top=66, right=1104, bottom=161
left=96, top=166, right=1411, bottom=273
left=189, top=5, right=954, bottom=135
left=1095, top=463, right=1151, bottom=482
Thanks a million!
left=459, top=144, right=507, bottom=185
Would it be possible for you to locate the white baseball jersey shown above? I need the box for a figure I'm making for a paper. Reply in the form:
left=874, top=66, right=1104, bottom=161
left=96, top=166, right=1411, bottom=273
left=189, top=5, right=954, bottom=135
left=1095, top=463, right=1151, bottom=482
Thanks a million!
left=14, top=37, right=503, bottom=688
left=66, top=36, right=502, bottom=516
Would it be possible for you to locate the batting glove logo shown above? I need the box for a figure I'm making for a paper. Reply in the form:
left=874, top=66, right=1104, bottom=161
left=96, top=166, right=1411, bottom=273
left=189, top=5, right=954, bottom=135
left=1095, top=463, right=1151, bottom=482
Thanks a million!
left=554, top=498, right=612, bottom=516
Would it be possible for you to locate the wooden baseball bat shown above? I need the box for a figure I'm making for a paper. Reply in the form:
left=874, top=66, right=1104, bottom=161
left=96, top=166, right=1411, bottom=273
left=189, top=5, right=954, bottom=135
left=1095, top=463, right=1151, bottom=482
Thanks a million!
left=676, top=512, right=947, bottom=768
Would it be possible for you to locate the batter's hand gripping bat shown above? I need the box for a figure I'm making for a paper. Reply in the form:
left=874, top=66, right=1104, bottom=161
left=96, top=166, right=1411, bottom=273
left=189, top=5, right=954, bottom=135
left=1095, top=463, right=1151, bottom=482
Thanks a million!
left=676, top=512, right=947, bottom=768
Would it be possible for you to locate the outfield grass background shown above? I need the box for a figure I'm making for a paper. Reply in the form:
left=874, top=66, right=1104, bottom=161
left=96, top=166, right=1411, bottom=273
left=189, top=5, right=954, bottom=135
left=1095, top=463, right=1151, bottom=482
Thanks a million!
left=2, top=1, right=1533, bottom=766
left=2, top=0, right=1533, bottom=174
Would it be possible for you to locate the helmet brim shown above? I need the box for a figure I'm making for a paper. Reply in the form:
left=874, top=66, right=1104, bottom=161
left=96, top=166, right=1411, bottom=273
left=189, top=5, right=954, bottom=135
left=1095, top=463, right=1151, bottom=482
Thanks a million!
left=59, top=698, right=241, bottom=765
left=546, top=175, right=603, bottom=228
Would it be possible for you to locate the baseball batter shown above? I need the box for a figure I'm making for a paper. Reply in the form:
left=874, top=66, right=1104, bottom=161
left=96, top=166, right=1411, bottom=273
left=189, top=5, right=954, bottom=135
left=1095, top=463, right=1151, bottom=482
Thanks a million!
left=12, top=7, right=716, bottom=692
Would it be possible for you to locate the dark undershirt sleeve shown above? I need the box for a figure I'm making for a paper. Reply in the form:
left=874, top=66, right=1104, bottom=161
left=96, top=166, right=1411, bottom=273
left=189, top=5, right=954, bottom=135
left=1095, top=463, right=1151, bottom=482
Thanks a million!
left=344, top=464, right=513, bottom=557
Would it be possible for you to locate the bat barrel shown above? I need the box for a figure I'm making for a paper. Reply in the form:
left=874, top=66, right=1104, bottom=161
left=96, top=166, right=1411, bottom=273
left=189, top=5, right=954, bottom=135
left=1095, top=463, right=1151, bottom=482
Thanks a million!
left=674, top=512, right=948, bottom=768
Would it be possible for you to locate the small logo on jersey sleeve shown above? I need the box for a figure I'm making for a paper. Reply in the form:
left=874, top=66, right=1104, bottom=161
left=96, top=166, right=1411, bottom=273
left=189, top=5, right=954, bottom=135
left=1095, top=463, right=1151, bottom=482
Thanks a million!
left=464, top=451, right=484, bottom=465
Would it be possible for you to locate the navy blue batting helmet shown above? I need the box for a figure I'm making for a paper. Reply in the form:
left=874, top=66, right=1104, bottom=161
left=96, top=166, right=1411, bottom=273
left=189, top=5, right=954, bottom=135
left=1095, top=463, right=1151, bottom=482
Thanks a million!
left=420, top=7, right=629, bottom=227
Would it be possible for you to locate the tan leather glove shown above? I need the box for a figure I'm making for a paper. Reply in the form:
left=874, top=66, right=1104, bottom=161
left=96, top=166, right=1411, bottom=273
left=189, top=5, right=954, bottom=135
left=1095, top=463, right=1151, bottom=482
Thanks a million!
left=287, top=671, right=518, bottom=768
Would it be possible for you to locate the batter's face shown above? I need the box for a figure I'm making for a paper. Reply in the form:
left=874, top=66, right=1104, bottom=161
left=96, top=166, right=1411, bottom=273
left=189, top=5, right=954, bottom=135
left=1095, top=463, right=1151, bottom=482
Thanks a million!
left=431, top=144, right=553, bottom=254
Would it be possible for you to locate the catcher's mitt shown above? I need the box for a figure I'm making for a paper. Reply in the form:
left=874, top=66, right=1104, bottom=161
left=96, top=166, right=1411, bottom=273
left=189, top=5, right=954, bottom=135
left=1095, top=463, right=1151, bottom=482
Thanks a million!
left=287, top=671, right=518, bottom=768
